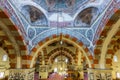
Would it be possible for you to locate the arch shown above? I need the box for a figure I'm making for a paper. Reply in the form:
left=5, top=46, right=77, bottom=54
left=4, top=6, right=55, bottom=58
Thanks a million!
left=31, top=28, right=91, bottom=48
left=47, top=47, right=76, bottom=64
left=20, top=1, right=48, bottom=19
left=29, top=34, right=94, bottom=68
left=0, top=9, right=27, bottom=68
left=74, top=7, right=99, bottom=27
left=74, top=0, right=106, bottom=19
left=73, top=5, right=99, bottom=20
left=94, top=9, right=120, bottom=68
left=21, top=5, right=48, bottom=26
left=49, top=51, right=73, bottom=64
left=93, top=1, right=120, bottom=45
left=100, top=11, right=120, bottom=68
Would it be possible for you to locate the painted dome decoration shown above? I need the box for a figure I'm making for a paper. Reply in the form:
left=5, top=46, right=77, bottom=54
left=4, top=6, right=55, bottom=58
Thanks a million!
left=11, top=0, right=102, bottom=28
left=21, top=5, right=48, bottom=26
left=74, top=7, right=99, bottom=27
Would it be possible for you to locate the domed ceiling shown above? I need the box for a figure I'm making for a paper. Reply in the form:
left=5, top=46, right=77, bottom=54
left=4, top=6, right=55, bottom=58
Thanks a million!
left=1, top=0, right=113, bottom=53
left=11, top=0, right=102, bottom=27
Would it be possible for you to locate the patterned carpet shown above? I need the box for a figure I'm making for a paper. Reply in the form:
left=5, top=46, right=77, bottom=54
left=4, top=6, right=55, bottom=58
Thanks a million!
left=34, top=73, right=39, bottom=80
left=48, top=72, right=64, bottom=80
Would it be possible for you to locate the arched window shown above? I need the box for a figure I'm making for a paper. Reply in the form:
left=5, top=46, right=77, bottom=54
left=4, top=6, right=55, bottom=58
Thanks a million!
left=55, top=58, right=58, bottom=62
left=65, top=58, right=68, bottom=63
left=74, top=7, right=99, bottom=27
left=113, top=55, right=118, bottom=62
left=2, top=55, right=7, bottom=61
left=0, top=72, right=4, bottom=78
left=54, top=67, right=57, bottom=72
left=117, top=72, right=120, bottom=78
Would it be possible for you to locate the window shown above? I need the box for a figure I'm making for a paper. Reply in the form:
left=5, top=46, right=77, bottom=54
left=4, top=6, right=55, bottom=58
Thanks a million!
left=55, top=58, right=58, bottom=62
left=113, top=55, right=118, bottom=62
left=0, top=72, right=4, bottom=78
left=65, top=58, right=68, bottom=63
left=117, top=72, right=120, bottom=78
left=2, top=55, right=7, bottom=61
left=54, top=67, right=57, bottom=72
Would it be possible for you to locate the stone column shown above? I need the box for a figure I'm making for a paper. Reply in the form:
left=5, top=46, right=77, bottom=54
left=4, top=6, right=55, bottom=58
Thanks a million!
left=112, top=71, right=116, bottom=80
left=77, top=50, right=82, bottom=66
left=87, top=68, right=95, bottom=80
left=16, top=53, right=21, bottom=68
left=41, top=50, right=45, bottom=65
left=79, top=71, right=84, bottom=80
left=39, top=65, right=48, bottom=79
